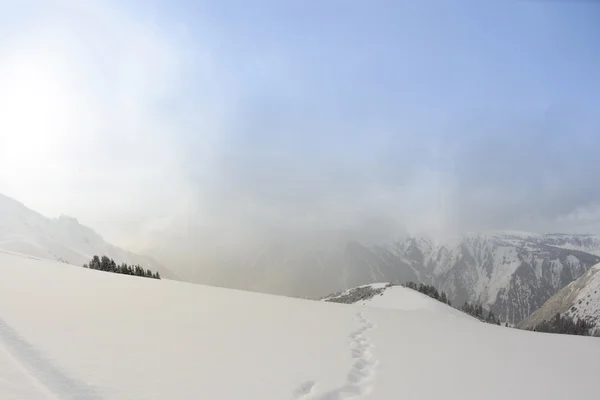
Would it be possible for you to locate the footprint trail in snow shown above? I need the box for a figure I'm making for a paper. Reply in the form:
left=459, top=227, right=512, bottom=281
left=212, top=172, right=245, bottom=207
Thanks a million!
left=293, top=312, right=378, bottom=399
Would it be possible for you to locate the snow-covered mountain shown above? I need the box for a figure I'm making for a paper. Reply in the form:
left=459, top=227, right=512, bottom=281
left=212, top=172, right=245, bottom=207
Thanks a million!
left=517, top=263, right=600, bottom=333
left=0, top=193, right=177, bottom=279
left=226, top=232, right=600, bottom=325
left=5, top=191, right=596, bottom=326
left=1, top=250, right=599, bottom=399
left=426, top=232, right=600, bottom=325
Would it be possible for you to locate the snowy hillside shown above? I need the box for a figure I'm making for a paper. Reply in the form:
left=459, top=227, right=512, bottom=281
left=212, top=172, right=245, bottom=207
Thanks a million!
left=324, top=283, right=474, bottom=321
left=518, top=263, right=600, bottom=333
left=0, top=193, right=177, bottom=279
left=539, top=233, right=600, bottom=256
left=0, top=251, right=599, bottom=399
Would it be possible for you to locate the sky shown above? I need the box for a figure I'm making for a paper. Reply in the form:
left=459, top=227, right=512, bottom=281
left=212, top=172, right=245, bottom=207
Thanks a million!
left=1, top=0, right=599, bottom=272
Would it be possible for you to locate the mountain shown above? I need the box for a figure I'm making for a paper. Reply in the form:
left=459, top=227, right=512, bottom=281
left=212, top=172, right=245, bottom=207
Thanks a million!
left=1, top=250, right=599, bottom=399
left=218, top=232, right=600, bottom=325
left=426, top=232, right=600, bottom=325
left=0, top=193, right=178, bottom=279
left=6, top=190, right=596, bottom=326
left=517, top=263, right=600, bottom=334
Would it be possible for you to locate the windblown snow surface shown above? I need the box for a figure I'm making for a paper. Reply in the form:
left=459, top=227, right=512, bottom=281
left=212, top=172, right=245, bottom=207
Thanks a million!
left=346, top=283, right=476, bottom=321
left=0, top=251, right=599, bottom=400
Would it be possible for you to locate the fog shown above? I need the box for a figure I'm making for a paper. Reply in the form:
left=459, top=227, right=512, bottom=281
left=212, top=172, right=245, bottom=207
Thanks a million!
left=1, top=1, right=599, bottom=289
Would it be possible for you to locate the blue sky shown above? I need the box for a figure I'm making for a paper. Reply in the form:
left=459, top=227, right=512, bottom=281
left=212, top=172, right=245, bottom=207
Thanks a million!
left=1, top=1, right=599, bottom=263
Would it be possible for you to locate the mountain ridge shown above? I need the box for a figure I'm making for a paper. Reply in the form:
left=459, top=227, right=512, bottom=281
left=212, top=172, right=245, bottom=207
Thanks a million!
left=517, top=262, right=600, bottom=334
left=0, top=193, right=178, bottom=279
left=215, top=231, right=600, bottom=325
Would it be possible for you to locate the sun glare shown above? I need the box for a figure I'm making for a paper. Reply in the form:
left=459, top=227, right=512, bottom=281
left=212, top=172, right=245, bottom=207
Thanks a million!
left=0, top=54, right=75, bottom=181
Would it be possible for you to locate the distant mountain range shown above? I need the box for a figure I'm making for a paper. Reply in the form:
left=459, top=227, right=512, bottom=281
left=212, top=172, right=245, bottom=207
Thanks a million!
left=3, top=192, right=599, bottom=326
left=212, top=231, right=600, bottom=325
left=0, top=193, right=178, bottom=279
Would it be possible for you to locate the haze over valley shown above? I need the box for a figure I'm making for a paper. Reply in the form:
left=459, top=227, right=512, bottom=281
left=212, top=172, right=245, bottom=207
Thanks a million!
left=1, top=1, right=600, bottom=399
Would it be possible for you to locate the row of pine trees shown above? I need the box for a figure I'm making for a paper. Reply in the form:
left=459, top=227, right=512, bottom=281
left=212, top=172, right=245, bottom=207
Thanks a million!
left=389, top=281, right=600, bottom=335
left=402, top=281, right=501, bottom=325
left=403, top=281, right=452, bottom=306
left=84, top=255, right=161, bottom=280
left=402, top=280, right=599, bottom=334
left=461, top=302, right=501, bottom=325
left=532, top=313, right=594, bottom=336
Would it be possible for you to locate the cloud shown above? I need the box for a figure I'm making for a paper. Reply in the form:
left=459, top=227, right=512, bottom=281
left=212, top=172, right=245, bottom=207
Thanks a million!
left=0, top=1, right=224, bottom=248
left=446, top=107, right=600, bottom=233
left=1, top=0, right=600, bottom=283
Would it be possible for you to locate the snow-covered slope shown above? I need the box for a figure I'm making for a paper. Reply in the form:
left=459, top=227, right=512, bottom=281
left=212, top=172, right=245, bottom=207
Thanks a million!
left=540, top=233, right=600, bottom=256
left=0, top=251, right=599, bottom=399
left=0, top=193, right=177, bottom=279
left=325, top=282, right=474, bottom=321
left=518, top=263, right=600, bottom=333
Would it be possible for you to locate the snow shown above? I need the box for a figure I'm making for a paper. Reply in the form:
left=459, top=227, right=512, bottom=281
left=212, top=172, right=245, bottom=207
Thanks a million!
left=490, top=230, right=541, bottom=240
left=0, top=193, right=176, bottom=279
left=355, top=285, right=475, bottom=321
left=542, top=234, right=600, bottom=257
left=480, top=246, right=523, bottom=306
left=518, top=262, right=600, bottom=331
left=358, top=282, right=389, bottom=290
left=1, top=251, right=600, bottom=399
left=321, top=283, right=389, bottom=301
left=564, top=263, right=600, bottom=328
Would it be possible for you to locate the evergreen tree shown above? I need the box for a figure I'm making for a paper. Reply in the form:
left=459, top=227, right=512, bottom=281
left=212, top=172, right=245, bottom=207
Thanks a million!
left=83, top=255, right=162, bottom=281
left=89, top=255, right=101, bottom=270
left=100, top=256, right=111, bottom=271
left=533, top=313, right=592, bottom=336
left=440, top=292, right=448, bottom=304
left=486, top=310, right=498, bottom=324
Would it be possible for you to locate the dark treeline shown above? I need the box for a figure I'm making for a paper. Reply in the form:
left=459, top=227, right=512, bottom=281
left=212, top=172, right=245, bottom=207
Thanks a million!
left=532, top=313, right=594, bottom=336
left=394, top=281, right=597, bottom=334
left=84, top=255, right=161, bottom=280
left=462, top=302, right=501, bottom=325
left=403, top=282, right=452, bottom=306
left=402, top=281, right=501, bottom=325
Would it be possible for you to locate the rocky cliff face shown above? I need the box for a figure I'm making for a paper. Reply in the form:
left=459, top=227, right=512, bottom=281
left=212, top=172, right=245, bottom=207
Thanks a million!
left=518, top=262, right=600, bottom=333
